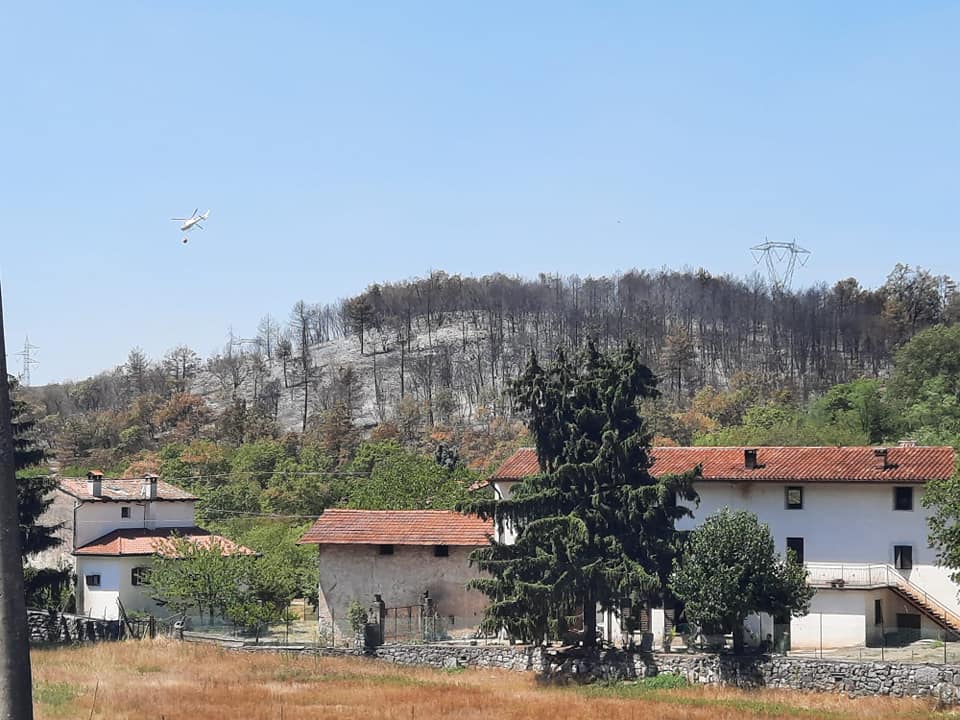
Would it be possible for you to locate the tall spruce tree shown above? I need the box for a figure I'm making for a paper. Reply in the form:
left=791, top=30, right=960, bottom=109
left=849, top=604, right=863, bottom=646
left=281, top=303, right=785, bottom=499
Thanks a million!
left=461, top=342, right=699, bottom=645
left=11, top=377, right=60, bottom=558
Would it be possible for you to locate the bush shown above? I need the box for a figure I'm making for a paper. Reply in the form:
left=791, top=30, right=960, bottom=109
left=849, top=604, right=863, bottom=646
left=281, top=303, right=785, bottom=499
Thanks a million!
left=347, top=600, right=368, bottom=632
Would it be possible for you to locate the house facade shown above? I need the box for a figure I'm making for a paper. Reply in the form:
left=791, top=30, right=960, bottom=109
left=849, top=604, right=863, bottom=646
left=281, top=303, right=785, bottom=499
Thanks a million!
left=59, top=471, right=250, bottom=620
left=299, top=509, right=493, bottom=641
left=489, top=444, right=959, bottom=650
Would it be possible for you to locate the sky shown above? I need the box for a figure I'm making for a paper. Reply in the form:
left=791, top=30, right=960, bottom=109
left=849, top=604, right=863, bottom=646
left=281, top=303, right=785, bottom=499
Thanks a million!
left=2, top=2, right=958, bottom=384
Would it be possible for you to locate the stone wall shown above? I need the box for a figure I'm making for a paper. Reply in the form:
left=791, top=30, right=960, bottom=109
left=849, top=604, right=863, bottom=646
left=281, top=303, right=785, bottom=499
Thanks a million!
left=369, top=643, right=960, bottom=703
left=198, top=637, right=960, bottom=704
left=27, top=609, right=123, bottom=644
left=373, top=644, right=542, bottom=672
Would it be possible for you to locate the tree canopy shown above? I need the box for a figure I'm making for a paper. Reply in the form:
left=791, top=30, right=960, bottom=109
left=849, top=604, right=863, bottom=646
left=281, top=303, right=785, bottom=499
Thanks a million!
left=12, top=377, right=60, bottom=559
left=461, top=342, right=699, bottom=645
left=670, top=508, right=813, bottom=653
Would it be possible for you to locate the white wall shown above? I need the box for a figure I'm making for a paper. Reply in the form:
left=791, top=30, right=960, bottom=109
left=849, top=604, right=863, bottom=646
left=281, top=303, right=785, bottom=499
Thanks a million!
left=75, top=556, right=163, bottom=620
left=75, top=500, right=196, bottom=548
left=317, top=544, right=488, bottom=639
left=678, top=482, right=960, bottom=614
left=490, top=480, right=519, bottom=544
left=791, top=590, right=868, bottom=649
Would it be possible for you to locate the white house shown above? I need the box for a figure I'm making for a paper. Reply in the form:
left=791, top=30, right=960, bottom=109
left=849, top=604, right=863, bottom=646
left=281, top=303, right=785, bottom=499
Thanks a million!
left=488, top=444, right=959, bottom=650
left=299, top=509, right=493, bottom=641
left=60, top=471, right=251, bottom=620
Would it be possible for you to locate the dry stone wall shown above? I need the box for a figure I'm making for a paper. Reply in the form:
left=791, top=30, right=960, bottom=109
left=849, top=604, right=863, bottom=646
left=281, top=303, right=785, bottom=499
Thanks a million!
left=213, top=640, right=960, bottom=704
left=372, top=644, right=960, bottom=703
left=26, top=609, right=122, bottom=643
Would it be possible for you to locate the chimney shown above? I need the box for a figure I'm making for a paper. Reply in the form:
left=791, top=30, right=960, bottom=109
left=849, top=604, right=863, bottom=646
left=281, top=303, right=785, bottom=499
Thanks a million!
left=744, top=448, right=758, bottom=470
left=874, top=447, right=891, bottom=469
left=86, top=470, right=103, bottom=498
left=142, top=473, right=159, bottom=500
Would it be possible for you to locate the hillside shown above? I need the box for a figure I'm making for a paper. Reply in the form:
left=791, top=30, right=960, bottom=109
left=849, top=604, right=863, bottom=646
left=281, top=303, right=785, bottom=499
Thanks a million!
left=22, top=263, right=959, bottom=470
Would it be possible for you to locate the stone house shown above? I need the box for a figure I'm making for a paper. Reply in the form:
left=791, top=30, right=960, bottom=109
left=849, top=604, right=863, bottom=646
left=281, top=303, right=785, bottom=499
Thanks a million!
left=298, top=509, right=492, bottom=641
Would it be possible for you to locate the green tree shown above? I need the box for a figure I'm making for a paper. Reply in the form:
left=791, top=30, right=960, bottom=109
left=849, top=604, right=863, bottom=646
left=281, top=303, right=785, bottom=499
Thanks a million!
left=461, top=343, right=699, bottom=646
left=11, top=377, right=61, bottom=558
left=345, top=440, right=476, bottom=510
left=888, top=325, right=960, bottom=445
left=670, top=508, right=813, bottom=654
left=921, top=470, right=960, bottom=585
left=811, top=378, right=899, bottom=444
left=146, top=535, right=243, bottom=623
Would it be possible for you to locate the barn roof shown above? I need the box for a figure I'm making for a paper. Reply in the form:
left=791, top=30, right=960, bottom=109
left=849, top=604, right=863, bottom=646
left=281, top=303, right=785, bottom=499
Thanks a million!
left=298, top=509, right=493, bottom=546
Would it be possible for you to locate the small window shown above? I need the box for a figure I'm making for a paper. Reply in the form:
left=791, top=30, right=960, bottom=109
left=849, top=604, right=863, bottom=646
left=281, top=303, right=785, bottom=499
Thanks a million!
left=131, top=567, right=150, bottom=586
left=121, top=506, right=131, bottom=519
left=785, top=487, right=803, bottom=510
left=786, top=537, right=805, bottom=565
left=894, top=487, right=914, bottom=511
left=378, top=544, right=394, bottom=556
left=894, top=545, right=913, bottom=570
left=874, top=599, right=884, bottom=626
left=85, top=574, right=101, bottom=587
left=434, top=545, right=449, bottom=557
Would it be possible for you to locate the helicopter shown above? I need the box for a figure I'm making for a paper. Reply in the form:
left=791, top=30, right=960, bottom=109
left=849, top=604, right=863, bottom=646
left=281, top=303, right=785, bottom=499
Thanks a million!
left=171, top=209, right=211, bottom=243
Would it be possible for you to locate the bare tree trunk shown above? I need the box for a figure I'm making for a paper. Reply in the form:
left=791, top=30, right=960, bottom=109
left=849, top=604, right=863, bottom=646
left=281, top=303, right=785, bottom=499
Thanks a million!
left=582, top=586, right=597, bottom=648
left=0, top=281, right=35, bottom=719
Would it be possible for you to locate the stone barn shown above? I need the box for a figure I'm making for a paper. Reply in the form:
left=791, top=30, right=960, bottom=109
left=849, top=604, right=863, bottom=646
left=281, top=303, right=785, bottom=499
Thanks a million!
left=299, top=509, right=493, bottom=642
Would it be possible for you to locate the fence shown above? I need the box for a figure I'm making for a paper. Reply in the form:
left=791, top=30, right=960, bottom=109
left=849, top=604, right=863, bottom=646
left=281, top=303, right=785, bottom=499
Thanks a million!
left=380, top=605, right=456, bottom=643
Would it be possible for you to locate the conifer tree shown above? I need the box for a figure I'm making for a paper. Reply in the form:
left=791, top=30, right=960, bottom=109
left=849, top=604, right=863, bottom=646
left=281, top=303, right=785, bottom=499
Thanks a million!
left=461, top=342, right=699, bottom=645
left=11, top=378, right=60, bottom=558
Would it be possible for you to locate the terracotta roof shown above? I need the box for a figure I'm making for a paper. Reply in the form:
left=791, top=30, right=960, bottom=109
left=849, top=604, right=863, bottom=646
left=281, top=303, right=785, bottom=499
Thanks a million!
left=74, top=527, right=255, bottom=557
left=298, top=509, right=493, bottom=546
left=488, top=446, right=956, bottom=485
left=490, top=448, right=542, bottom=481
left=59, top=477, right=197, bottom=502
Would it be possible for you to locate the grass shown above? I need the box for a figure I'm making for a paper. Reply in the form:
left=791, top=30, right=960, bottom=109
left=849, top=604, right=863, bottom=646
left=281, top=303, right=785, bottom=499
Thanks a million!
left=33, top=681, right=81, bottom=714
left=30, top=640, right=950, bottom=719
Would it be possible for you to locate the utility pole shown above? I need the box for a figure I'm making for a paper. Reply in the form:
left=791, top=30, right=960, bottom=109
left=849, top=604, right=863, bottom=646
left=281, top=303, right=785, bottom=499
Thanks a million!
left=0, top=280, right=35, bottom=719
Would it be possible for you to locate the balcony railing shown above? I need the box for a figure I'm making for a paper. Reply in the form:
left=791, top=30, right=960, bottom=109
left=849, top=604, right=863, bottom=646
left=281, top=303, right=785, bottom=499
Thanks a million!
left=804, top=562, right=960, bottom=633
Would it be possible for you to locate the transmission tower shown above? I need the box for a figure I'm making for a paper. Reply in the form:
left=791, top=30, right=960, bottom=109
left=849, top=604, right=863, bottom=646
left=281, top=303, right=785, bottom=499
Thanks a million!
left=15, top=336, right=38, bottom=386
left=750, top=239, right=811, bottom=292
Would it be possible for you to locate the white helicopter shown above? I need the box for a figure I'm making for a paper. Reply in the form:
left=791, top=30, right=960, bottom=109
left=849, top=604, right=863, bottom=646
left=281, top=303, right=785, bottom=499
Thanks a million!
left=171, top=208, right=211, bottom=243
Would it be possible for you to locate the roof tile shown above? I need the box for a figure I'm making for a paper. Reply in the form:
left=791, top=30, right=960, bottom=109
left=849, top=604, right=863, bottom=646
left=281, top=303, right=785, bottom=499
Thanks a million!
left=60, top=477, right=197, bottom=502
left=490, top=446, right=956, bottom=484
left=75, top=527, right=254, bottom=557
left=298, top=509, right=493, bottom=546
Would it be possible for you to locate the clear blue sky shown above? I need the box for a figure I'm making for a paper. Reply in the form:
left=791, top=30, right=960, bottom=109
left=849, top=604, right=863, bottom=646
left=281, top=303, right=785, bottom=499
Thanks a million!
left=2, top=2, right=958, bottom=384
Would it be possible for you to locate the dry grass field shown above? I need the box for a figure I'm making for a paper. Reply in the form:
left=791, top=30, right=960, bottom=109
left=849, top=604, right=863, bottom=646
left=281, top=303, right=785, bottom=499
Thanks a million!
left=30, top=641, right=953, bottom=720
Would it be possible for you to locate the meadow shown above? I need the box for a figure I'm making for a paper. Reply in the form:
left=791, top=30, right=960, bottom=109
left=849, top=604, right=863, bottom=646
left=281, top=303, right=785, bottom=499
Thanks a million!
left=29, top=640, right=956, bottom=720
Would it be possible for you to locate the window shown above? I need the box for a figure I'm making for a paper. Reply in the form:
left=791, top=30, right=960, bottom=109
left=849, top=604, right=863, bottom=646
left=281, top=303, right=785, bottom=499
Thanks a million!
left=433, top=545, right=449, bottom=557
left=786, top=537, right=804, bottom=564
left=785, top=486, right=803, bottom=510
left=121, top=506, right=131, bottom=519
left=85, top=574, right=101, bottom=587
left=874, top=599, right=884, bottom=626
left=894, top=545, right=913, bottom=570
left=894, top=487, right=914, bottom=511
left=378, top=544, right=394, bottom=556
left=131, top=567, right=150, bottom=586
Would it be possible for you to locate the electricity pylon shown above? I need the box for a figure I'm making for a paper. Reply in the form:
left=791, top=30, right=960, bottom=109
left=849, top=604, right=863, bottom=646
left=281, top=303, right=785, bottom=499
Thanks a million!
left=750, top=239, right=811, bottom=292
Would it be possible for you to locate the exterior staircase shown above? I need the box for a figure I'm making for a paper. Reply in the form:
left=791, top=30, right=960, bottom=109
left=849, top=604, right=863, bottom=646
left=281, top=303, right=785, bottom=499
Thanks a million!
left=806, top=562, right=960, bottom=639
left=889, top=582, right=960, bottom=638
